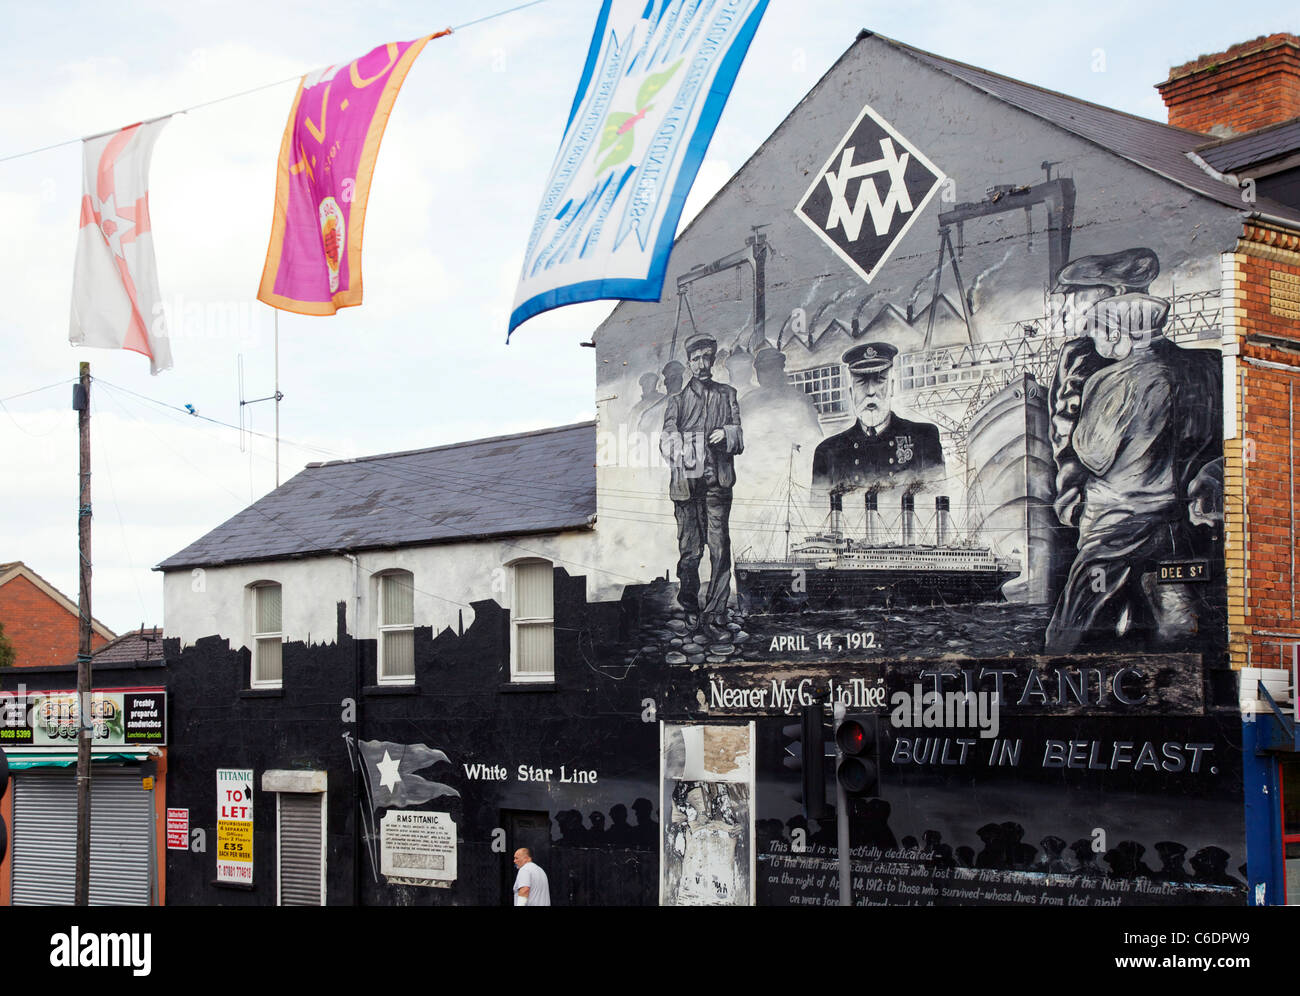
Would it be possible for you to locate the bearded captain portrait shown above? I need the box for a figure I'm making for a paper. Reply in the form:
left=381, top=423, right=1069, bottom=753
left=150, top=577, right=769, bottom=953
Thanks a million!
left=811, top=342, right=944, bottom=491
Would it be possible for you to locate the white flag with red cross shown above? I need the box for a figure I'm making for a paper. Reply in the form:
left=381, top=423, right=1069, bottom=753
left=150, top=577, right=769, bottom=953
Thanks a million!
left=69, top=118, right=173, bottom=374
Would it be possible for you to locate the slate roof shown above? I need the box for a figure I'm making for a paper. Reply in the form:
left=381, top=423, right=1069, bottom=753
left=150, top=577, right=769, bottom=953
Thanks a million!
left=1197, top=119, right=1300, bottom=173
left=157, top=421, right=597, bottom=570
left=89, top=627, right=165, bottom=664
left=872, top=32, right=1300, bottom=224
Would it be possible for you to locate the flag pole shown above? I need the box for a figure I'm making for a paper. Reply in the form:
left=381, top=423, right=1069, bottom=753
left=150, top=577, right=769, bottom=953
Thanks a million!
left=274, top=310, right=280, bottom=487
left=73, top=361, right=93, bottom=906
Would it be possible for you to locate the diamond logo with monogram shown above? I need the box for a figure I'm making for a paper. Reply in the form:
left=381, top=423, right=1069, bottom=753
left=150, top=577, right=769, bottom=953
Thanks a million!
left=795, top=103, right=946, bottom=285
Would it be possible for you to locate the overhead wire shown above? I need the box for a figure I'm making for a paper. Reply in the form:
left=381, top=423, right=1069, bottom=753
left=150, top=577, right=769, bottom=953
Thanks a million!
left=94, top=380, right=830, bottom=539
left=104, top=381, right=651, bottom=589
left=96, top=384, right=475, bottom=612
left=0, top=0, right=551, bottom=165
left=93, top=377, right=999, bottom=518
left=93, top=376, right=1028, bottom=567
left=90, top=391, right=151, bottom=621
left=102, top=377, right=1021, bottom=609
left=1, top=379, right=77, bottom=403
left=90, top=374, right=1029, bottom=640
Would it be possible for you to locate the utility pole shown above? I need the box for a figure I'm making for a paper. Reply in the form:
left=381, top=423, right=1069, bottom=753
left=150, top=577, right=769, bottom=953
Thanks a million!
left=274, top=309, right=280, bottom=487
left=239, top=307, right=285, bottom=489
left=73, top=362, right=92, bottom=906
left=834, top=701, right=850, bottom=906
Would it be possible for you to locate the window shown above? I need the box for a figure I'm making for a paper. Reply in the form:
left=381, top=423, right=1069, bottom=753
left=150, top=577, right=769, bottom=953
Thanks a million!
left=251, top=582, right=283, bottom=687
left=511, top=560, right=554, bottom=682
left=788, top=363, right=847, bottom=417
left=378, top=571, right=415, bottom=684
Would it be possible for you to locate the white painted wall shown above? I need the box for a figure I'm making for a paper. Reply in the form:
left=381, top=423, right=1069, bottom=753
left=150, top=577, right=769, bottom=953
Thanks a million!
left=163, top=529, right=598, bottom=649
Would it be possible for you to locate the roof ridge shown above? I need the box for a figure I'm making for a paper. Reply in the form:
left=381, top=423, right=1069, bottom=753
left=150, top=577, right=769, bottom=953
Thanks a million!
left=869, top=31, right=1208, bottom=139
left=1195, top=115, right=1300, bottom=152
left=859, top=30, right=1300, bottom=224
left=304, top=419, right=596, bottom=469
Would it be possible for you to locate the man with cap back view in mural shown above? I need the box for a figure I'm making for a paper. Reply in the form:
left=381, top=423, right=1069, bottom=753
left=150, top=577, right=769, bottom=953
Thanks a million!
left=811, top=341, right=944, bottom=491
left=660, top=332, right=743, bottom=641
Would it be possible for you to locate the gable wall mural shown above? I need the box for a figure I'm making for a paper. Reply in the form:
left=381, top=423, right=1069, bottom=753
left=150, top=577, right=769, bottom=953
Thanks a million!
left=591, top=36, right=1249, bottom=905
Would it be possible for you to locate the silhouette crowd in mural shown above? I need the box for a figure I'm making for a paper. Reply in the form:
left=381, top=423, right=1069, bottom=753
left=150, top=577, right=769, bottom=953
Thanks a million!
left=757, top=807, right=1242, bottom=887
left=552, top=797, right=659, bottom=849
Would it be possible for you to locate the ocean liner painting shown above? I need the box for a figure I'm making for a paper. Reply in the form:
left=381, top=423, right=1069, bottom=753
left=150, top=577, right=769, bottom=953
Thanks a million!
left=735, top=490, right=1021, bottom=611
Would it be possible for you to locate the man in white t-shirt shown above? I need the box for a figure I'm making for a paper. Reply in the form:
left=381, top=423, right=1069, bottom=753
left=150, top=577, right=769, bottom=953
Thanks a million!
left=512, top=848, right=551, bottom=906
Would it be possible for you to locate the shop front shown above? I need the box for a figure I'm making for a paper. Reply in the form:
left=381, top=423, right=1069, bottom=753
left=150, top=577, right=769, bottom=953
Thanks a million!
left=0, top=685, right=168, bottom=905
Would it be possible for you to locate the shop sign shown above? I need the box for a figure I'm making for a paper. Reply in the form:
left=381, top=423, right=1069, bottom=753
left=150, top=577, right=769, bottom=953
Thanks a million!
left=0, top=688, right=167, bottom=746
left=166, top=808, right=189, bottom=850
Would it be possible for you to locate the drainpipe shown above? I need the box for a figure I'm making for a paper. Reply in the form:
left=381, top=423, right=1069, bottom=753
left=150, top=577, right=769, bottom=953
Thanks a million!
left=342, top=552, right=362, bottom=906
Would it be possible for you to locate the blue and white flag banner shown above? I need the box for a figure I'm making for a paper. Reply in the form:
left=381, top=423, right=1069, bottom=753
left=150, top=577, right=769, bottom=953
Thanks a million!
left=509, top=0, right=769, bottom=338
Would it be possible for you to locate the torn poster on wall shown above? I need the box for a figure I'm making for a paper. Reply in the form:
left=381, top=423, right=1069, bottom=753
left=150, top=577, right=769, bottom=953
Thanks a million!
left=661, top=722, right=755, bottom=906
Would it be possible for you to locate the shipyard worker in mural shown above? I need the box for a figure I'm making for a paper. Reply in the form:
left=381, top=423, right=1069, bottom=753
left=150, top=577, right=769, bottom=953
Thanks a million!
left=736, top=346, right=823, bottom=484
left=660, top=332, right=743, bottom=640
left=1045, top=290, right=1222, bottom=653
left=811, top=342, right=944, bottom=491
left=1049, top=247, right=1163, bottom=518
left=637, top=360, right=686, bottom=436
left=1056, top=248, right=1161, bottom=337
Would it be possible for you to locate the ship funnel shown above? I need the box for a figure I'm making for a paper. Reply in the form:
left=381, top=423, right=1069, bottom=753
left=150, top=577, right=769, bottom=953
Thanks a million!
left=830, top=492, right=843, bottom=534
left=936, top=496, right=951, bottom=546
left=864, top=491, right=878, bottom=544
left=902, top=493, right=915, bottom=546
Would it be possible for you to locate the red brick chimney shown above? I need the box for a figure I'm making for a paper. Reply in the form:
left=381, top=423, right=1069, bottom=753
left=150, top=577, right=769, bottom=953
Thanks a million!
left=1157, top=33, right=1300, bottom=137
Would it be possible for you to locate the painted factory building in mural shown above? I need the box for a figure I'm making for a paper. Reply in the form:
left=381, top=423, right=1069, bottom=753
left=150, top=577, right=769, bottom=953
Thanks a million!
left=125, top=31, right=1300, bottom=905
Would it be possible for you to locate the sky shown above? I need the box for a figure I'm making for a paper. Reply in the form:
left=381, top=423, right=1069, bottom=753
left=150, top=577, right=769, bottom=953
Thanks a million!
left=0, top=0, right=1293, bottom=635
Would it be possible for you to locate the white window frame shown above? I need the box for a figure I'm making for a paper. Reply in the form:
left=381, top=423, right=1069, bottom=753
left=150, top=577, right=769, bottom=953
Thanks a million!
left=250, top=581, right=283, bottom=689
left=509, top=558, right=554, bottom=683
left=377, top=570, right=415, bottom=685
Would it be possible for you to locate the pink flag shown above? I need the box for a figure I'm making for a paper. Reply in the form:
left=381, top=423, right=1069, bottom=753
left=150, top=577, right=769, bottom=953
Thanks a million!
left=70, top=118, right=173, bottom=374
left=258, top=32, right=449, bottom=315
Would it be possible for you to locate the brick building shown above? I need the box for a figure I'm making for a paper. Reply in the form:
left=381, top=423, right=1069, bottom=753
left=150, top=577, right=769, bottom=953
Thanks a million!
left=1159, top=36, right=1300, bottom=902
left=0, top=562, right=114, bottom=668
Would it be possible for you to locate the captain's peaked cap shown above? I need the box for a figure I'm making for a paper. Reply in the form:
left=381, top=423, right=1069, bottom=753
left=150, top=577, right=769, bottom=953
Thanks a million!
left=842, top=341, right=897, bottom=375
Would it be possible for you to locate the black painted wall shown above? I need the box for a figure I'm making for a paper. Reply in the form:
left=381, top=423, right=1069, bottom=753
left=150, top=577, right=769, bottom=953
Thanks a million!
left=162, top=567, right=662, bottom=906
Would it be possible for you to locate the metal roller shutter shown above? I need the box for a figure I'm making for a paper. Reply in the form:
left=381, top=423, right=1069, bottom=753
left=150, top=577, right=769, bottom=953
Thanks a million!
left=278, top=792, right=324, bottom=905
left=10, top=768, right=153, bottom=906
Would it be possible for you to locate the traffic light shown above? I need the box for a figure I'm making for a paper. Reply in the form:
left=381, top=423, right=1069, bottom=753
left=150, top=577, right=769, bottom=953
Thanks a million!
left=782, top=704, right=830, bottom=819
left=0, top=747, right=8, bottom=865
left=836, top=714, right=879, bottom=797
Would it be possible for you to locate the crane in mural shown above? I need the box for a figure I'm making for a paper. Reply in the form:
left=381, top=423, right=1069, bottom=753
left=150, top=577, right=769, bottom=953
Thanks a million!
left=667, top=227, right=770, bottom=360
